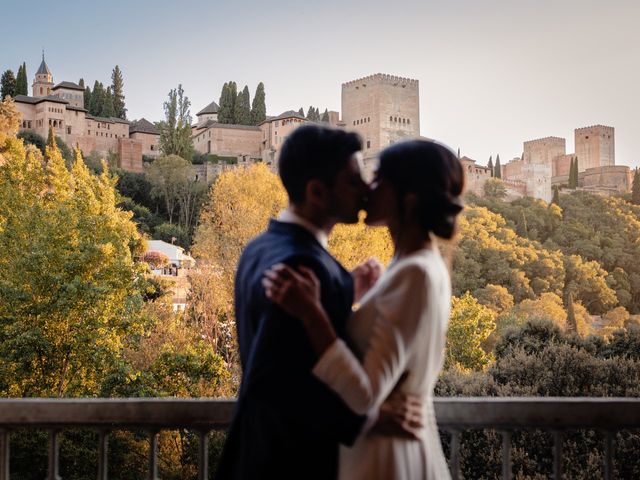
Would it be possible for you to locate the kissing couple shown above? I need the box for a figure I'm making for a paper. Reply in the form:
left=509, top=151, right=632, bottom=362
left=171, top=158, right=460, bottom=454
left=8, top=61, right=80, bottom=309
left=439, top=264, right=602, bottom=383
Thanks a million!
left=216, top=124, right=465, bottom=480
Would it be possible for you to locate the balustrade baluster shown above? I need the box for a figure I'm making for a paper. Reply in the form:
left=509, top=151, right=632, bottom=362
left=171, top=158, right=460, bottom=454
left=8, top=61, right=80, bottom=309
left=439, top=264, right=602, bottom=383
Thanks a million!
left=47, top=429, right=62, bottom=480
left=97, top=430, right=108, bottom=480
left=197, top=430, right=210, bottom=480
left=147, top=430, right=159, bottom=480
left=0, top=428, right=9, bottom=480
left=553, top=431, right=563, bottom=480
left=603, top=431, right=614, bottom=480
left=449, top=429, right=461, bottom=480
left=500, top=430, right=512, bottom=480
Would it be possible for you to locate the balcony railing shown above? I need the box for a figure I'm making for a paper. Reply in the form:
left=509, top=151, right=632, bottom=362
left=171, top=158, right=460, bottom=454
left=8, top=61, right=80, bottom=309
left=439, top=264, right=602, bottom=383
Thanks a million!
left=0, top=397, right=638, bottom=479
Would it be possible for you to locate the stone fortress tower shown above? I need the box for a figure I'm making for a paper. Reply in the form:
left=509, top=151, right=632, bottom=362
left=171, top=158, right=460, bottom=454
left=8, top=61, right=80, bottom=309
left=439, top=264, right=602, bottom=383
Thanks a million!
left=501, top=124, right=632, bottom=200
left=342, top=74, right=420, bottom=176
left=575, top=125, right=614, bottom=171
left=32, top=52, right=54, bottom=97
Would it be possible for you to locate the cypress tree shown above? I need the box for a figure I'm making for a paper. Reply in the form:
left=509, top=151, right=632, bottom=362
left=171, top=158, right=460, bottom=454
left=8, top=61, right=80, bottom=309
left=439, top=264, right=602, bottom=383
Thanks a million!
left=574, top=157, right=579, bottom=187
left=250, top=82, right=266, bottom=125
left=321, top=108, right=329, bottom=123
left=228, top=82, right=237, bottom=123
left=1, top=70, right=17, bottom=99
left=631, top=168, right=640, bottom=205
left=235, top=85, right=251, bottom=125
left=84, top=84, right=92, bottom=111
left=298, top=107, right=304, bottom=117
left=494, top=155, right=502, bottom=179
left=568, top=158, right=575, bottom=188
left=218, top=82, right=231, bottom=123
left=306, top=106, right=314, bottom=120
left=89, top=81, right=105, bottom=116
left=552, top=186, right=560, bottom=205
left=111, top=65, right=127, bottom=119
left=101, top=87, right=115, bottom=117
left=488, top=156, right=494, bottom=178
left=16, top=63, right=28, bottom=95
left=566, top=292, right=577, bottom=333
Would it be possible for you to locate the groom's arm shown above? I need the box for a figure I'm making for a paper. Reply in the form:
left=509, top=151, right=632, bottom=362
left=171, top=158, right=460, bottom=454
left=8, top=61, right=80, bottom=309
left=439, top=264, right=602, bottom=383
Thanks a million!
left=241, top=255, right=367, bottom=446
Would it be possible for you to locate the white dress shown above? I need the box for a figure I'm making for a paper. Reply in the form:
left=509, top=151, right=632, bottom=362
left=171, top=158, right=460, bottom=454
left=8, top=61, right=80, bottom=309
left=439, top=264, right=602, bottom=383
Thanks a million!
left=313, top=249, right=452, bottom=480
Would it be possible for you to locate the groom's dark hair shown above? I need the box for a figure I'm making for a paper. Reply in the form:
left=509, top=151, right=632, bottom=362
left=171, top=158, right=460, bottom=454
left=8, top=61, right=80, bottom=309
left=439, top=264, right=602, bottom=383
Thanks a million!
left=278, top=124, right=362, bottom=204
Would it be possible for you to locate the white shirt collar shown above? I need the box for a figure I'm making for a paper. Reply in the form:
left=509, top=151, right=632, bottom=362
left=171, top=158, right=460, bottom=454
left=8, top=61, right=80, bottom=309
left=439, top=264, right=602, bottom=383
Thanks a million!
left=278, top=208, right=329, bottom=249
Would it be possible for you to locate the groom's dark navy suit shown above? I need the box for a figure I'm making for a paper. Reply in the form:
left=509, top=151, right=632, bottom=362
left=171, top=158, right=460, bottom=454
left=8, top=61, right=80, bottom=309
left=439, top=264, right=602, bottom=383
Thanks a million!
left=215, top=220, right=366, bottom=479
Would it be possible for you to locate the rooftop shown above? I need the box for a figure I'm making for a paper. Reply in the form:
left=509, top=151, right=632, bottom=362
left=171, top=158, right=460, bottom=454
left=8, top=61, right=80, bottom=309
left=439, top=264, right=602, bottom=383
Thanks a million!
left=130, top=118, right=159, bottom=135
left=196, top=100, right=220, bottom=116
left=36, top=55, right=52, bottom=76
left=52, top=81, right=84, bottom=92
left=259, top=110, right=307, bottom=125
left=14, top=94, right=68, bottom=105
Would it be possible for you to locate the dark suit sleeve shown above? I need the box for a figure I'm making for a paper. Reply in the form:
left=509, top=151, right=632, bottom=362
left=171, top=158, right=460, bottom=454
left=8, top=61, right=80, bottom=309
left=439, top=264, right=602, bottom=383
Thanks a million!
left=241, top=254, right=367, bottom=446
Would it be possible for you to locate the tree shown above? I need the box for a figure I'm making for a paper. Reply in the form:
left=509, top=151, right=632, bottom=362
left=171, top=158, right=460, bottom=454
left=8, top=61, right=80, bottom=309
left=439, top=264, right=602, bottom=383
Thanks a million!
left=566, top=292, right=577, bottom=333
left=483, top=178, right=507, bottom=200
left=157, top=85, right=193, bottom=161
left=89, top=81, right=105, bottom=116
left=250, top=82, right=266, bottom=125
left=445, top=293, right=496, bottom=371
left=474, top=284, right=514, bottom=314
left=514, top=292, right=568, bottom=329
left=83, top=84, right=92, bottom=111
left=297, top=107, right=304, bottom=117
left=0, top=111, right=146, bottom=396
left=146, top=155, right=192, bottom=225
left=487, top=156, right=494, bottom=178
left=1, top=70, right=17, bottom=100
left=306, top=106, right=315, bottom=120
left=321, top=109, right=329, bottom=123
left=111, top=65, right=127, bottom=119
left=234, top=85, right=251, bottom=125
left=494, top=155, right=502, bottom=178
left=552, top=185, right=560, bottom=205
left=101, top=87, right=115, bottom=117
left=218, top=81, right=237, bottom=124
left=16, top=63, right=28, bottom=95
left=632, top=169, right=640, bottom=205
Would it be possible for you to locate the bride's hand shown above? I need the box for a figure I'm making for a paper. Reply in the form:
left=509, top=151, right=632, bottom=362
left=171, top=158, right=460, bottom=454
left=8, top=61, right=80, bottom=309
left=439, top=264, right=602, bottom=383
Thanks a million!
left=263, top=263, right=321, bottom=320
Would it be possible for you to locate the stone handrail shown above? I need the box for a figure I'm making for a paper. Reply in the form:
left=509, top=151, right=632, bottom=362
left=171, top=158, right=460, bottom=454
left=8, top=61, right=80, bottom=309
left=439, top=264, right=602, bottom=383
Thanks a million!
left=1, top=397, right=639, bottom=479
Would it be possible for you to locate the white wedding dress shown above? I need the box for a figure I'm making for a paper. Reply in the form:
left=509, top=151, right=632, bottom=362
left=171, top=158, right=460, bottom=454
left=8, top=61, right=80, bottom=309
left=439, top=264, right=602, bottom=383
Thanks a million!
left=313, top=248, right=452, bottom=480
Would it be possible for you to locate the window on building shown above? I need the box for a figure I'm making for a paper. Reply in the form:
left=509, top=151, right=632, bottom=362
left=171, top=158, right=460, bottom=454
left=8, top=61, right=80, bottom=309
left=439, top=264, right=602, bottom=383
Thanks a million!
left=367, top=140, right=371, bottom=149
left=150, top=145, right=155, bottom=151
left=407, top=119, right=410, bottom=124
left=390, top=116, right=393, bottom=121
left=67, top=126, right=72, bottom=134
left=368, top=117, right=370, bottom=122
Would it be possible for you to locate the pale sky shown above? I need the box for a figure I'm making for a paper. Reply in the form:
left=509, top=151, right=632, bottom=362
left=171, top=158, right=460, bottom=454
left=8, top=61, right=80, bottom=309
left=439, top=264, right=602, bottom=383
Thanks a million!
left=2, top=0, right=639, bottom=167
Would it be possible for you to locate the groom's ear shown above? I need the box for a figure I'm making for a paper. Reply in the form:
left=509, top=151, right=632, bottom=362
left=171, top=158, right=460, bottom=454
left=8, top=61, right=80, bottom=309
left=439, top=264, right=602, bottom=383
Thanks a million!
left=306, top=179, right=329, bottom=206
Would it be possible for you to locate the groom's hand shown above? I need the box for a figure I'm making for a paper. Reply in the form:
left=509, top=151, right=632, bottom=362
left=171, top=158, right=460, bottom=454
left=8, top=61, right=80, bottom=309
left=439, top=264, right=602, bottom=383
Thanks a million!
left=370, top=391, right=424, bottom=440
left=352, top=258, right=383, bottom=303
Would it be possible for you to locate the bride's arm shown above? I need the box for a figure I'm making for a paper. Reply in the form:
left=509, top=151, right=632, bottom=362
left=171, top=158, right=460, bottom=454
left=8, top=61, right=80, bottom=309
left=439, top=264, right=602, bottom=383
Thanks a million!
left=264, top=262, right=428, bottom=416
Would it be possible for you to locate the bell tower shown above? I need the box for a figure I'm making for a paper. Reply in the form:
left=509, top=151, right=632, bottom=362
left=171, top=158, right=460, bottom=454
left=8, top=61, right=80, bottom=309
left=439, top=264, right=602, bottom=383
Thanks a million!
left=32, top=51, right=54, bottom=97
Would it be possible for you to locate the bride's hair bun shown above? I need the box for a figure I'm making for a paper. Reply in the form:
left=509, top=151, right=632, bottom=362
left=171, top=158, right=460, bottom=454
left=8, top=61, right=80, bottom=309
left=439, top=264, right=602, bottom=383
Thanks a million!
left=377, top=140, right=465, bottom=240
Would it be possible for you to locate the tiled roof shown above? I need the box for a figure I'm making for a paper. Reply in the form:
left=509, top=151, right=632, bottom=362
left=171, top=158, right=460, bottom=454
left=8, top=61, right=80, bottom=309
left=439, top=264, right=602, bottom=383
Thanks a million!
left=197, top=100, right=220, bottom=116
left=52, top=81, right=84, bottom=91
left=86, top=115, right=130, bottom=125
left=66, top=105, right=87, bottom=112
left=36, top=57, right=52, bottom=76
left=259, top=110, right=306, bottom=125
left=130, top=118, right=159, bottom=135
left=14, top=94, right=68, bottom=105
left=194, top=121, right=261, bottom=133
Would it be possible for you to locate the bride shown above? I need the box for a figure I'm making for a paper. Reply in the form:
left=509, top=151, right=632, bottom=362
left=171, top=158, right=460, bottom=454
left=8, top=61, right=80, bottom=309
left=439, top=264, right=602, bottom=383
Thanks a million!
left=263, top=139, right=465, bottom=480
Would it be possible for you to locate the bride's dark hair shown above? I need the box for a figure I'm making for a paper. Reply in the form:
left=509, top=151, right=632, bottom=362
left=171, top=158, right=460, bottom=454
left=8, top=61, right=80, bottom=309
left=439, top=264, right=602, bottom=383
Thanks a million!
left=377, top=139, right=465, bottom=240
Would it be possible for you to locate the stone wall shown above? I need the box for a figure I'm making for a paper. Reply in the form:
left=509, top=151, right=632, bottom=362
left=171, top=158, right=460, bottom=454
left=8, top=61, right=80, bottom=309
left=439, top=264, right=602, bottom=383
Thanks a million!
left=579, top=165, right=631, bottom=193
left=523, top=137, right=565, bottom=166
left=130, top=132, right=160, bottom=157
left=117, top=138, right=143, bottom=173
left=193, top=124, right=262, bottom=157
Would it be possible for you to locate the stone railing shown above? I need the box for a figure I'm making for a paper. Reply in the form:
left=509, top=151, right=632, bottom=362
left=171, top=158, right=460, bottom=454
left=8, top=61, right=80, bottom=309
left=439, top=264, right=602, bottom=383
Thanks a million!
left=0, top=397, right=639, bottom=479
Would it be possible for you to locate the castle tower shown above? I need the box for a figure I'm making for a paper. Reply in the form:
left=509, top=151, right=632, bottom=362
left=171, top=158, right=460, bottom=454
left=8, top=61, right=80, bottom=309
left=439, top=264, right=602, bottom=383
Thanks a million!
left=341, top=74, right=420, bottom=175
left=32, top=52, right=53, bottom=98
left=574, top=125, right=615, bottom=171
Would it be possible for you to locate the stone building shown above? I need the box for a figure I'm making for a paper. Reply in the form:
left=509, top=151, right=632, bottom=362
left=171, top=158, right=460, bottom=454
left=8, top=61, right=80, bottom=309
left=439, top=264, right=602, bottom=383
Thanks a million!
left=500, top=125, right=631, bottom=201
left=342, top=73, right=420, bottom=176
left=460, top=156, right=493, bottom=196
left=14, top=55, right=155, bottom=173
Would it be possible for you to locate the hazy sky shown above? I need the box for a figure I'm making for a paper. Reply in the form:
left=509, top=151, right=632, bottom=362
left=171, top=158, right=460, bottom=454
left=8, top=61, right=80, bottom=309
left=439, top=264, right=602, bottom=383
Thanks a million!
left=2, top=0, right=639, bottom=167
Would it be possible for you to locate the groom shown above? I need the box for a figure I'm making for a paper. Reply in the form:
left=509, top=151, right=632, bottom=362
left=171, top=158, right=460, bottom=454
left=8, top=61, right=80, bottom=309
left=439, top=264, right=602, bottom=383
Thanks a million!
left=216, top=125, right=417, bottom=479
